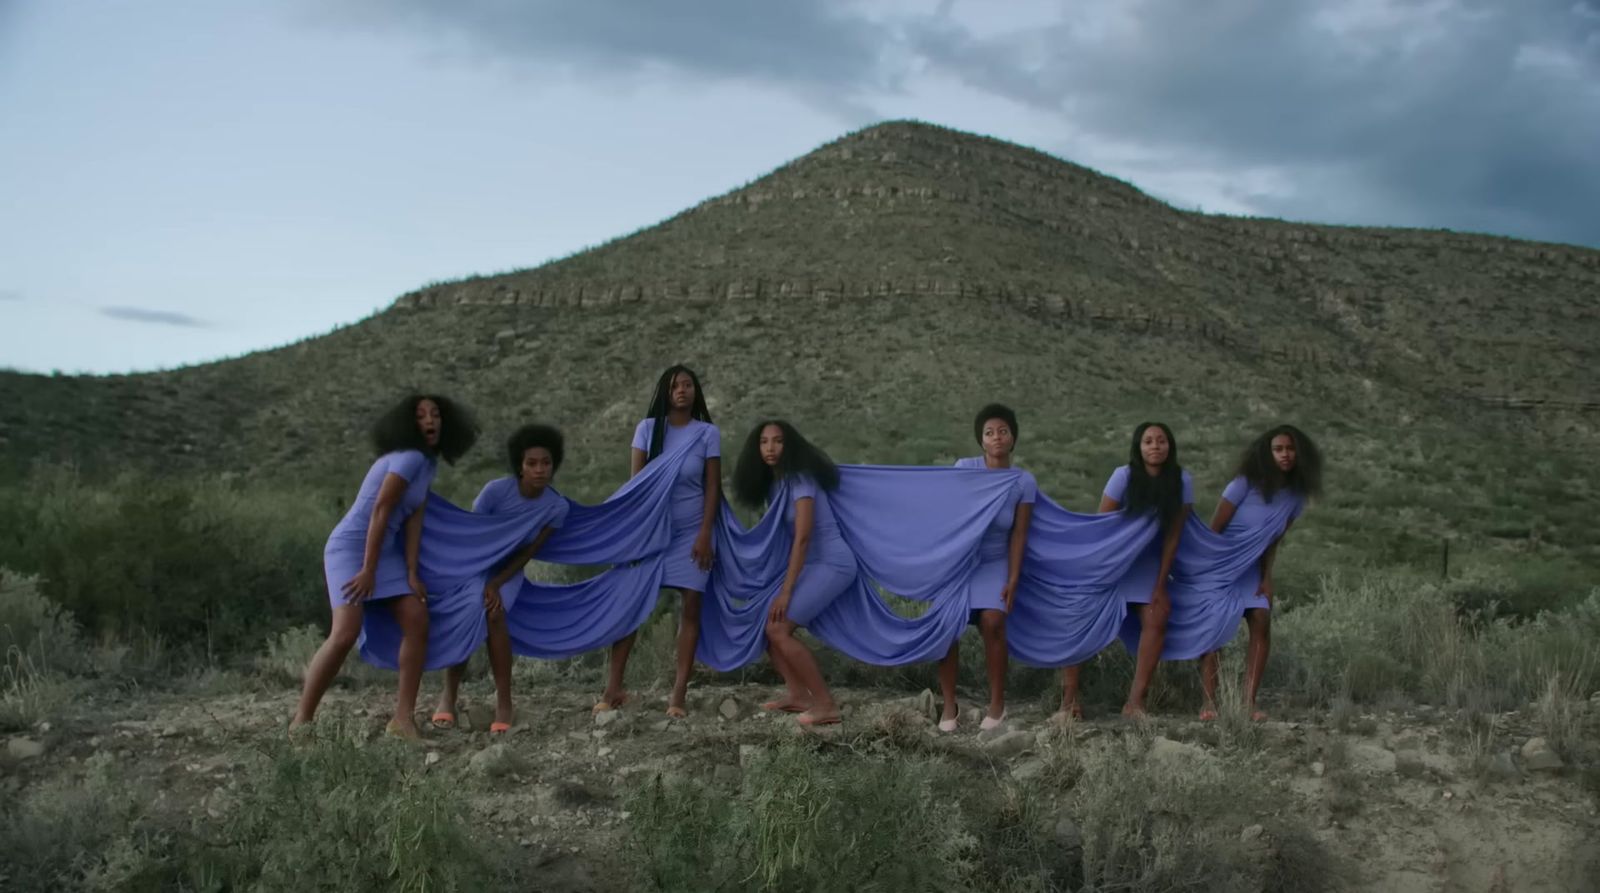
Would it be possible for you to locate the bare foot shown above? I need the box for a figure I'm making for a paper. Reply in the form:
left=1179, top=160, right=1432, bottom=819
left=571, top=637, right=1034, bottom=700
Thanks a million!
left=762, top=697, right=809, bottom=713
left=796, top=710, right=841, bottom=727
left=665, top=704, right=688, bottom=719
left=592, top=691, right=628, bottom=714
left=1250, top=709, right=1268, bottom=722
left=1121, top=702, right=1148, bottom=720
left=1198, top=707, right=1218, bottom=722
left=1052, top=701, right=1084, bottom=723
left=385, top=719, right=422, bottom=741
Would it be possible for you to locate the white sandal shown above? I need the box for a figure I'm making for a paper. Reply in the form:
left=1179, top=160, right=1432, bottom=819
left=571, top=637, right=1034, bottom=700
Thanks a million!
left=979, top=710, right=1007, bottom=731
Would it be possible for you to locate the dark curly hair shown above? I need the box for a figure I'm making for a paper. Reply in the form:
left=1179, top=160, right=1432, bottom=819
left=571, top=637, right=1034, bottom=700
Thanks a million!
left=1120, top=421, right=1186, bottom=524
left=642, top=364, right=713, bottom=463
left=972, top=403, right=1019, bottom=449
left=732, top=420, right=840, bottom=509
left=370, top=394, right=478, bottom=464
left=1237, top=424, right=1323, bottom=501
left=506, top=423, right=564, bottom=476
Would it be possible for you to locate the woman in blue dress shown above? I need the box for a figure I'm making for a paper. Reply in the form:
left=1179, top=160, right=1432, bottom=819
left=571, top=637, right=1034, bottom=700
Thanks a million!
left=292, top=394, right=478, bottom=738
left=596, top=365, right=722, bottom=718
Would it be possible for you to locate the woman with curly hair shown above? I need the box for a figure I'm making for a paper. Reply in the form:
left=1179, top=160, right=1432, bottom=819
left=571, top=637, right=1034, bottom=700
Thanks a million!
left=292, top=394, right=478, bottom=738
left=1058, top=421, right=1193, bottom=720
left=1201, top=424, right=1322, bottom=721
left=596, top=365, right=721, bottom=718
left=734, top=420, right=853, bottom=727
left=938, top=403, right=1035, bottom=732
left=431, top=423, right=568, bottom=735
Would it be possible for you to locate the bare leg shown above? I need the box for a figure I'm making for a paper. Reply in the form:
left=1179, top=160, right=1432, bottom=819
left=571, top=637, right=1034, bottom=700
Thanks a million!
left=434, top=663, right=465, bottom=724
left=937, top=638, right=960, bottom=723
left=1243, top=608, right=1271, bottom=720
left=765, top=620, right=838, bottom=722
left=1124, top=599, right=1170, bottom=717
left=763, top=641, right=809, bottom=712
left=292, top=604, right=364, bottom=727
left=1054, top=665, right=1084, bottom=721
left=389, top=595, right=429, bottom=738
left=1199, top=652, right=1220, bottom=720
left=978, top=610, right=1007, bottom=720
left=486, top=613, right=515, bottom=725
left=596, top=631, right=636, bottom=710
left=667, top=589, right=701, bottom=717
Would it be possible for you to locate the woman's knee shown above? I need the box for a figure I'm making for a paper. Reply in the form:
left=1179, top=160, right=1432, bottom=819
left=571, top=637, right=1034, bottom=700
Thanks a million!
left=679, top=590, right=703, bottom=624
left=978, top=610, right=1006, bottom=638
left=1144, top=599, right=1171, bottom=630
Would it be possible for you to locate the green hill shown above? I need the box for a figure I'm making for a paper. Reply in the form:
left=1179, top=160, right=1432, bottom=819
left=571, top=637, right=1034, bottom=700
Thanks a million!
left=3, top=120, right=1597, bottom=583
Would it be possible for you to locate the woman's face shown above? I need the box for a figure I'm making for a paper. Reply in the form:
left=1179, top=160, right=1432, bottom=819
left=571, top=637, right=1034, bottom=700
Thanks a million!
left=759, top=424, right=785, bottom=467
left=669, top=372, right=696, bottom=410
left=416, top=399, right=441, bottom=448
left=519, top=447, right=554, bottom=489
left=1139, top=426, right=1170, bottom=469
left=1271, top=433, right=1297, bottom=473
left=981, top=419, right=1015, bottom=458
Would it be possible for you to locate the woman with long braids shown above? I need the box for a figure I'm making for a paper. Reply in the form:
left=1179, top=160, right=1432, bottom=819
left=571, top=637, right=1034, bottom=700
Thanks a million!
left=733, top=420, right=853, bottom=727
left=938, top=404, right=1035, bottom=732
left=595, top=365, right=721, bottom=718
left=1057, top=421, right=1191, bottom=720
left=1201, top=424, right=1322, bottom=721
left=292, top=394, right=478, bottom=738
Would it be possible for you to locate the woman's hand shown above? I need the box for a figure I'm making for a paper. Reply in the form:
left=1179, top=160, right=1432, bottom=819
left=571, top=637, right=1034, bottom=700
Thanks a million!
left=768, top=593, right=792, bottom=624
left=692, top=530, right=714, bottom=571
left=341, top=567, right=377, bottom=603
left=409, top=572, right=429, bottom=604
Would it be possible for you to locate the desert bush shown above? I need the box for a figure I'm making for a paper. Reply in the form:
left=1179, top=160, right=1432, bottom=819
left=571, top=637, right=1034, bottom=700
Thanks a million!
left=0, top=467, right=331, bottom=663
left=0, top=752, right=177, bottom=892
left=186, top=723, right=506, bottom=892
left=625, top=739, right=975, bottom=891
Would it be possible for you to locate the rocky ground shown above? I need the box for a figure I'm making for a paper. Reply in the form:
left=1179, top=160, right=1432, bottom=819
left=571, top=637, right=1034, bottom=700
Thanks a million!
left=4, top=679, right=1597, bottom=892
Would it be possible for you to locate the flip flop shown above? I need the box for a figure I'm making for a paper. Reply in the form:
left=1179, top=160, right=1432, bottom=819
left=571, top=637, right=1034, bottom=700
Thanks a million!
left=979, top=710, right=1007, bottom=731
left=430, top=711, right=456, bottom=730
left=489, top=722, right=511, bottom=736
left=937, top=717, right=959, bottom=733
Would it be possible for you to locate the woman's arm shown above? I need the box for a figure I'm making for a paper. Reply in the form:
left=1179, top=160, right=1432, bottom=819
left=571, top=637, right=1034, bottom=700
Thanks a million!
left=1210, top=498, right=1238, bottom=533
left=404, top=499, right=428, bottom=601
left=341, top=472, right=409, bottom=602
left=693, top=457, right=721, bottom=570
left=768, top=497, right=813, bottom=623
left=1002, top=503, right=1034, bottom=611
left=483, top=527, right=555, bottom=617
left=630, top=447, right=647, bottom=478
left=1152, top=504, right=1192, bottom=600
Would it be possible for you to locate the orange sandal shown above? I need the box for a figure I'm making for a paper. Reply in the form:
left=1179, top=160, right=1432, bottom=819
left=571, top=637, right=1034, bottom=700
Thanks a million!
left=430, top=711, right=456, bottom=730
left=489, top=722, right=511, bottom=735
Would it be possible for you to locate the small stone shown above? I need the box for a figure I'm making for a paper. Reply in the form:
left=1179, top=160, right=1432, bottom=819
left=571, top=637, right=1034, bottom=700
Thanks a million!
left=981, top=730, right=1032, bottom=758
left=914, top=689, right=938, bottom=721
left=1442, top=790, right=1453, bottom=800
left=1241, top=824, right=1265, bottom=843
left=161, top=726, right=180, bottom=738
left=1395, top=750, right=1426, bottom=778
left=1053, top=815, right=1082, bottom=850
left=469, top=744, right=520, bottom=777
left=1520, top=737, right=1564, bottom=772
left=592, top=730, right=608, bottom=740
left=718, top=697, right=741, bottom=721
left=6, top=737, right=47, bottom=760
left=1346, top=742, right=1397, bottom=776
left=464, top=704, right=494, bottom=732
left=1310, top=761, right=1326, bottom=777
left=962, top=705, right=982, bottom=726
left=1487, top=751, right=1519, bottom=780
left=1011, top=759, right=1046, bottom=783
left=1148, top=736, right=1214, bottom=769
left=597, top=747, right=613, bottom=758
left=424, top=751, right=442, bottom=766
left=594, top=710, right=621, bottom=728
left=651, top=719, right=673, bottom=733
left=36, top=721, right=51, bottom=733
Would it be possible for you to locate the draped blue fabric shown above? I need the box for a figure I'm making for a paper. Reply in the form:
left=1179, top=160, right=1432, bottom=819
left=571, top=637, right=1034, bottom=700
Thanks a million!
left=1120, top=499, right=1299, bottom=660
left=357, top=449, right=1292, bottom=674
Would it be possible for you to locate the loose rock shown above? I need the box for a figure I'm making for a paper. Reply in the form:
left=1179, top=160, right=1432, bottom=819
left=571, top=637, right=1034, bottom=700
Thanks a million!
left=1520, top=737, right=1564, bottom=772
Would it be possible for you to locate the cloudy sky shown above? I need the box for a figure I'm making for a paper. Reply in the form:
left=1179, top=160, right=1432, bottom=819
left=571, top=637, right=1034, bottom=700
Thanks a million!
left=2, top=0, right=1596, bottom=374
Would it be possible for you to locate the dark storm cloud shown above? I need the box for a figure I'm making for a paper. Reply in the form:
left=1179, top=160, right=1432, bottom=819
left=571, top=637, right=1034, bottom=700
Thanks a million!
left=100, top=306, right=210, bottom=328
left=327, top=0, right=1600, bottom=248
